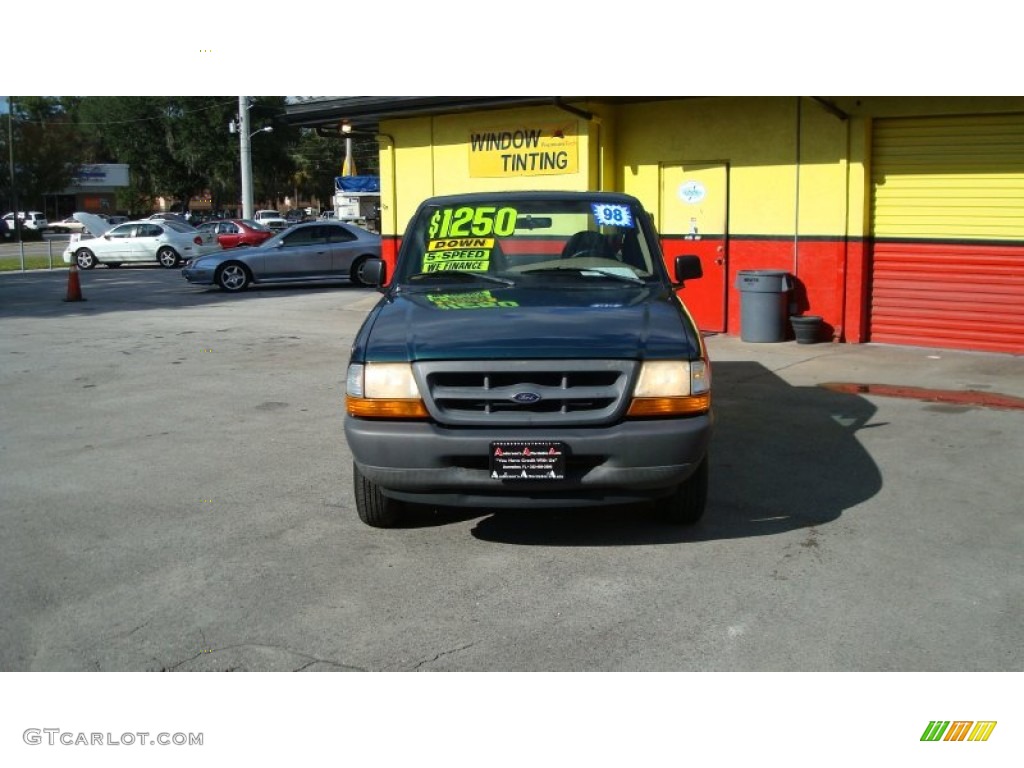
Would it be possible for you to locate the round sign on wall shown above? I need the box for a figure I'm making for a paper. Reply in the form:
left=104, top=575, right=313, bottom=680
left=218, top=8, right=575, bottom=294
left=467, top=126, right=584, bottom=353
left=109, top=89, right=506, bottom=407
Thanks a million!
left=678, top=181, right=706, bottom=204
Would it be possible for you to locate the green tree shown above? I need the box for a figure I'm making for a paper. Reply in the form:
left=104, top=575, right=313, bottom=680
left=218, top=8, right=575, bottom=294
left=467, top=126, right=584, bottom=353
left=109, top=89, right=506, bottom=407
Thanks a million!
left=289, top=129, right=345, bottom=211
left=248, top=97, right=299, bottom=210
left=286, top=129, right=381, bottom=214
left=71, top=96, right=297, bottom=215
left=72, top=96, right=178, bottom=214
left=74, top=97, right=234, bottom=214
left=0, top=97, right=83, bottom=217
left=351, top=134, right=381, bottom=178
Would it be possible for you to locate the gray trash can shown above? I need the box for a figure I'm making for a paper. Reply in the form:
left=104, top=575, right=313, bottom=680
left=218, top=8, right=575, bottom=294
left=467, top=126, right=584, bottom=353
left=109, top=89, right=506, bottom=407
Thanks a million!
left=735, top=270, right=793, bottom=342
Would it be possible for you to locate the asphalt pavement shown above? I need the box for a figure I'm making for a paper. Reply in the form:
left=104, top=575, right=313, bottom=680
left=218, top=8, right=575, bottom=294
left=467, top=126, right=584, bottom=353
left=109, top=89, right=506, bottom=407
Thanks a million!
left=0, top=267, right=1021, bottom=672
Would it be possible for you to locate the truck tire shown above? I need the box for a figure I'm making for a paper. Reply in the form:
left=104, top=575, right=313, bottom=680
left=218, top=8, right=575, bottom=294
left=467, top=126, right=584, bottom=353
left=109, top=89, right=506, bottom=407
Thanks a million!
left=354, top=463, right=405, bottom=527
left=662, top=455, right=708, bottom=525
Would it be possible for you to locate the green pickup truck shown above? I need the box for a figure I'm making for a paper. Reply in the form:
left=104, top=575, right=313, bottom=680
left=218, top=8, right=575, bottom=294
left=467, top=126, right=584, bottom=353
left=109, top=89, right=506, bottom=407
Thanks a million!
left=344, top=190, right=713, bottom=527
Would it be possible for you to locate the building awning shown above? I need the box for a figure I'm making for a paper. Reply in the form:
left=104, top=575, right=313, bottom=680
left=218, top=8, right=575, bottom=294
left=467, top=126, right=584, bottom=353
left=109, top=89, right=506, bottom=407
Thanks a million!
left=284, top=97, right=556, bottom=133
left=282, top=97, right=673, bottom=133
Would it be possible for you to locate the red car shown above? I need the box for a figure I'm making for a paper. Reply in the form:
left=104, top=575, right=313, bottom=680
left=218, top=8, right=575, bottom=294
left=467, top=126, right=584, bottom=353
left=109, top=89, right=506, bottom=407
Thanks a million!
left=197, top=219, right=275, bottom=249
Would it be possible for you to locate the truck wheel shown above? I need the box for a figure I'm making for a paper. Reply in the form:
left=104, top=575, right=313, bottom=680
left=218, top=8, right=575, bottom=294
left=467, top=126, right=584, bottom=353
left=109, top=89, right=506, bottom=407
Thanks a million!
left=662, top=455, right=708, bottom=525
left=354, top=463, right=405, bottom=527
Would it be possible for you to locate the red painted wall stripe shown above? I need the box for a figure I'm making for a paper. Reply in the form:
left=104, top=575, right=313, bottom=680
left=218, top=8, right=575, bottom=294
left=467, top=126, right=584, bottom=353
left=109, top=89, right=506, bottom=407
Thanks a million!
left=724, top=239, right=847, bottom=342
left=383, top=231, right=1024, bottom=354
left=871, top=241, right=1024, bottom=355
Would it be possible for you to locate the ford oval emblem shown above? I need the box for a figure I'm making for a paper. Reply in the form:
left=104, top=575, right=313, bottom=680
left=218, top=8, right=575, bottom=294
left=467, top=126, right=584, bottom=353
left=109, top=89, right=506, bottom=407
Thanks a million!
left=512, top=391, right=542, bottom=404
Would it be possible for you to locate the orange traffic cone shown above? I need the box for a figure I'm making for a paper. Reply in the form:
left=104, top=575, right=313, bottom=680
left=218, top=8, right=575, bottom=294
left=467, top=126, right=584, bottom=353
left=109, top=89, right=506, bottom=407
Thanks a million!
left=63, top=261, right=86, bottom=302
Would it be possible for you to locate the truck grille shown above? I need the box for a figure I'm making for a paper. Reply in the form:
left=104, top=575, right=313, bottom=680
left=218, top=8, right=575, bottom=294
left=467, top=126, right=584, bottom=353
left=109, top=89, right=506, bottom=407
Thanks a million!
left=414, top=360, right=636, bottom=426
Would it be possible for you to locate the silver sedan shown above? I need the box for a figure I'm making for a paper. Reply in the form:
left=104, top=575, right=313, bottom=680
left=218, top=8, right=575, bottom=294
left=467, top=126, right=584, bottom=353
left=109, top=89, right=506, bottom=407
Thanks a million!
left=181, top=221, right=382, bottom=292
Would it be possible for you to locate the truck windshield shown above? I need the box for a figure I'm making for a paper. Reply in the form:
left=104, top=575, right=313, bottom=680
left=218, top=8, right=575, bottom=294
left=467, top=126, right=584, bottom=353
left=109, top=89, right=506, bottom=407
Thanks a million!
left=394, top=197, right=662, bottom=286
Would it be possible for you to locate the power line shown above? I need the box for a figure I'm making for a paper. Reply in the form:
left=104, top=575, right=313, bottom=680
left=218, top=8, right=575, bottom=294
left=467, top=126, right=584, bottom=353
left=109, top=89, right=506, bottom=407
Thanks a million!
left=10, top=98, right=243, bottom=128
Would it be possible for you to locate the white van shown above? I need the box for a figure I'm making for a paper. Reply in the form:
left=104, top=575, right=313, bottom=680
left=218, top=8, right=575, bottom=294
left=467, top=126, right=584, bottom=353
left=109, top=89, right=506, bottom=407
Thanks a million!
left=3, top=211, right=49, bottom=232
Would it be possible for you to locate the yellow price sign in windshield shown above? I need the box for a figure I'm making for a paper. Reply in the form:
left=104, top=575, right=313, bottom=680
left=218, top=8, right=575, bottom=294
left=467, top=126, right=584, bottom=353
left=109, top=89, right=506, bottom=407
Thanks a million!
left=428, top=207, right=517, bottom=239
left=423, top=240, right=493, bottom=273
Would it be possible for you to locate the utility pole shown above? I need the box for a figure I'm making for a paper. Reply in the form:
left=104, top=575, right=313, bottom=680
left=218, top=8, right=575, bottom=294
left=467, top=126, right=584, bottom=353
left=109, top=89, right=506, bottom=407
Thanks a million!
left=239, top=96, right=253, bottom=219
left=7, top=96, right=22, bottom=243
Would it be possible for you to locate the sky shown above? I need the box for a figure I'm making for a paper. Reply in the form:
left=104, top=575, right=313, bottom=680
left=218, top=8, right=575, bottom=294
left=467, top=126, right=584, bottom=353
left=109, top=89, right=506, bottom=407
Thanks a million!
left=2, top=4, right=1017, bottom=97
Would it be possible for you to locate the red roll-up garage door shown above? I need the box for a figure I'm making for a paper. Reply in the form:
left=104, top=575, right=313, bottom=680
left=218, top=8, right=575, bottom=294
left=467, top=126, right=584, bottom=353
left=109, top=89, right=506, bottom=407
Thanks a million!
left=870, top=114, right=1024, bottom=354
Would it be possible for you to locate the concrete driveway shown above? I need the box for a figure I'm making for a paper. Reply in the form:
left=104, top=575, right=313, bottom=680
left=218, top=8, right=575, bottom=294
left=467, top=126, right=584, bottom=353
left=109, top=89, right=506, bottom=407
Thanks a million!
left=1, top=267, right=1021, bottom=672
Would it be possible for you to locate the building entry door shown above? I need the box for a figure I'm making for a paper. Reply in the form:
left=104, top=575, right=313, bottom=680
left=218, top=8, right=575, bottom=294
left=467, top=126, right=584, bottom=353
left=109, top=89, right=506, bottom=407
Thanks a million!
left=659, top=162, right=729, bottom=333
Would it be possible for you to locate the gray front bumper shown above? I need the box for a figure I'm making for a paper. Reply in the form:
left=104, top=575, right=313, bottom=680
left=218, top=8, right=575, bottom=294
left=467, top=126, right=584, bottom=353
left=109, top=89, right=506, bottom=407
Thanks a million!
left=344, top=414, right=712, bottom=507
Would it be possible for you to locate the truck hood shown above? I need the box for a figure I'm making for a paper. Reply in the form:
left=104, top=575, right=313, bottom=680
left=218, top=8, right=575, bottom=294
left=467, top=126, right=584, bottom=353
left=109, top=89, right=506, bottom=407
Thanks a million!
left=356, top=283, right=700, bottom=361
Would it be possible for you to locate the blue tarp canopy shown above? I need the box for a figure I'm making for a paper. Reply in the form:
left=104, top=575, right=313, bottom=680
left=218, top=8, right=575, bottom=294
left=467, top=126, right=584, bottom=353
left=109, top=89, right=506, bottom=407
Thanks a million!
left=335, top=175, right=380, bottom=193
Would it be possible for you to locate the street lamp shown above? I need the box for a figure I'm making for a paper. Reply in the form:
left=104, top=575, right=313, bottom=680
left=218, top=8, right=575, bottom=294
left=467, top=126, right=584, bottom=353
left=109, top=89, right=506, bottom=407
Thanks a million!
left=232, top=97, right=274, bottom=220
left=340, top=121, right=355, bottom=176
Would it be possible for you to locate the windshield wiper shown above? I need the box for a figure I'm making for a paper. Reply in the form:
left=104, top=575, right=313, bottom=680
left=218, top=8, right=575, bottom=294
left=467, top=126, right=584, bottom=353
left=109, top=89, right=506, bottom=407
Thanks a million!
left=406, top=271, right=515, bottom=286
left=521, top=266, right=645, bottom=285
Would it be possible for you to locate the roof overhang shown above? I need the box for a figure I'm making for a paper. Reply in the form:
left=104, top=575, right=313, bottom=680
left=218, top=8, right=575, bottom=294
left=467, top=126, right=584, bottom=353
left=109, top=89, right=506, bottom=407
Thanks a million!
left=283, top=97, right=854, bottom=137
left=283, top=97, right=554, bottom=134
left=282, top=96, right=677, bottom=135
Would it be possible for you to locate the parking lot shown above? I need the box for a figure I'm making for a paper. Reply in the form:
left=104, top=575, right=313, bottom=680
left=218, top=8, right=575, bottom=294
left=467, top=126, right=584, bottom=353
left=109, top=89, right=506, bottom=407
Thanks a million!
left=1, top=266, right=1022, bottom=672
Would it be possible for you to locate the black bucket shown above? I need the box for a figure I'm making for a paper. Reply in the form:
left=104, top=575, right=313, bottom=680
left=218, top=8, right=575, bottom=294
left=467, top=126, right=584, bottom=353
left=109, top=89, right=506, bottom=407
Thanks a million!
left=790, top=315, right=823, bottom=344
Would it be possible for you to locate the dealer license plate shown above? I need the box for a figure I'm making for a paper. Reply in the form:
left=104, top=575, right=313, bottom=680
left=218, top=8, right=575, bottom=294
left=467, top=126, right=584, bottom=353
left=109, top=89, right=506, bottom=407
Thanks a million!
left=490, top=441, right=566, bottom=480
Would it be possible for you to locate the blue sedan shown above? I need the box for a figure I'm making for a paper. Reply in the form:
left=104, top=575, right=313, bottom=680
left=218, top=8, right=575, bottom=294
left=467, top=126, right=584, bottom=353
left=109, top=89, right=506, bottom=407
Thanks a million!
left=182, top=221, right=382, bottom=292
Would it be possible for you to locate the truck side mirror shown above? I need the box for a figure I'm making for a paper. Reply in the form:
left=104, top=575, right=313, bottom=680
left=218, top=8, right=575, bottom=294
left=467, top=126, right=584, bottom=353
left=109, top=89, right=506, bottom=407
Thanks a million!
left=674, top=254, right=703, bottom=285
left=361, top=257, right=387, bottom=289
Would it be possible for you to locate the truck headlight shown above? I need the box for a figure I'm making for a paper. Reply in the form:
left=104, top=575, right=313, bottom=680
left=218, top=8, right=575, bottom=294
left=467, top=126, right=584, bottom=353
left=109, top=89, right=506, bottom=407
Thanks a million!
left=627, top=360, right=711, bottom=416
left=346, top=362, right=428, bottom=419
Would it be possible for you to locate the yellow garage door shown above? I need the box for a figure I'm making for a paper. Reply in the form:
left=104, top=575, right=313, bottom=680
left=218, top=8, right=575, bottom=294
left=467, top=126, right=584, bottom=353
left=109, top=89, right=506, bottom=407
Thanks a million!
left=870, top=114, right=1024, bottom=354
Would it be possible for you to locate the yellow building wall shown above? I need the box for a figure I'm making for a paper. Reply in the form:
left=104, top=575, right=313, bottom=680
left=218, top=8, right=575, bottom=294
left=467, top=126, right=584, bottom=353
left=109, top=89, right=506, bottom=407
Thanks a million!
left=380, top=103, right=614, bottom=238
left=371, top=95, right=1024, bottom=345
left=846, top=116, right=871, bottom=240
left=377, top=117, right=434, bottom=242
left=615, top=96, right=855, bottom=238
left=378, top=97, right=1024, bottom=242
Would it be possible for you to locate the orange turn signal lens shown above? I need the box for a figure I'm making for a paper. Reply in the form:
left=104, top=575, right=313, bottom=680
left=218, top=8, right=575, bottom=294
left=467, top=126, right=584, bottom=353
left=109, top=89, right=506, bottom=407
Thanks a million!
left=627, top=393, right=711, bottom=417
left=346, top=396, right=429, bottom=419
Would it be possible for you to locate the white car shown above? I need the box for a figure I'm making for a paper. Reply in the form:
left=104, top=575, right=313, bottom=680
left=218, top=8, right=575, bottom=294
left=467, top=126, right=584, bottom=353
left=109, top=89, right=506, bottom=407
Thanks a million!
left=147, top=212, right=189, bottom=224
left=50, top=215, right=91, bottom=235
left=62, top=213, right=219, bottom=269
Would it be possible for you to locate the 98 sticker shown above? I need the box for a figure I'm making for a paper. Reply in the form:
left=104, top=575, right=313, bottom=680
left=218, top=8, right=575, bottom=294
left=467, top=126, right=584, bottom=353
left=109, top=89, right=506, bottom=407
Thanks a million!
left=591, top=203, right=634, bottom=228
